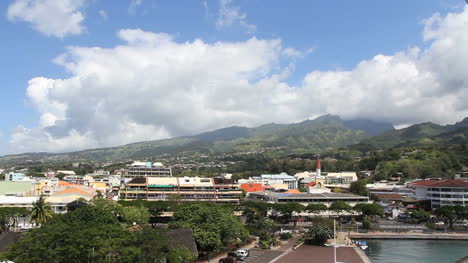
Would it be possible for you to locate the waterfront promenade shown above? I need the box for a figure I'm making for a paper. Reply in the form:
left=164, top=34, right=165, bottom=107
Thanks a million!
left=274, top=245, right=371, bottom=263
left=349, top=231, right=468, bottom=240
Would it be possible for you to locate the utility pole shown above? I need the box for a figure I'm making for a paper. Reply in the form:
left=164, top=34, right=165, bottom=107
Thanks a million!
left=334, top=219, right=336, bottom=263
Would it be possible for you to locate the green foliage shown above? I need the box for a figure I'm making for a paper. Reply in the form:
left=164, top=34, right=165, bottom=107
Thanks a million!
left=279, top=232, right=293, bottom=240
left=434, top=206, right=456, bottom=228
left=410, top=209, right=431, bottom=223
left=305, top=224, right=333, bottom=245
left=310, top=217, right=334, bottom=230
left=329, top=201, right=352, bottom=214
left=258, top=240, right=271, bottom=249
left=305, top=204, right=328, bottom=215
left=362, top=219, right=371, bottom=229
left=119, top=206, right=150, bottom=226
left=118, top=200, right=175, bottom=217
left=30, top=196, right=53, bottom=226
left=5, top=206, right=196, bottom=263
left=433, top=206, right=468, bottom=229
left=169, top=203, right=249, bottom=255
left=271, top=202, right=305, bottom=226
left=349, top=180, right=368, bottom=196
left=354, top=203, right=383, bottom=221
left=135, top=228, right=197, bottom=263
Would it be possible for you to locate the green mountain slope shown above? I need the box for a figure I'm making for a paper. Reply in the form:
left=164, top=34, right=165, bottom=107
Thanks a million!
left=0, top=115, right=394, bottom=165
left=356, top=117, right=468, bottom=149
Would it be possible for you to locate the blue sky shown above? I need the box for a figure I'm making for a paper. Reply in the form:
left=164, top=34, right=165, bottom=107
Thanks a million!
left=0, top=0, right=467, bottom=154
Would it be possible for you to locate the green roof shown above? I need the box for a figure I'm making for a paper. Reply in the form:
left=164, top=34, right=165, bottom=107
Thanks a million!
left=0, top=181, right=33, bottom=195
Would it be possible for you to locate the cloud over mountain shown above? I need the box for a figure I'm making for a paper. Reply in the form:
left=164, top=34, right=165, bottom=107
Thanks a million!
left=5, top=7, right=468, bottom=154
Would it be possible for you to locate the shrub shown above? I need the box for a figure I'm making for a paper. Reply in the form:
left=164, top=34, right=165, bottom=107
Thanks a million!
left=310, top=216, right=334, bottom=230
left=304, top=224, right=333, bottom=245
left=280, top=232, right=293, bottom=240
left=362, top=219, right=371, bottom=229
left=258, top=240, right=271, bottom=249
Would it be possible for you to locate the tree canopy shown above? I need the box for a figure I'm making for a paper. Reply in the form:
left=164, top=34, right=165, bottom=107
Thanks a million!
left=169, top=203, right=249, bottom=256
left=4, top=204, right=195, bottom=263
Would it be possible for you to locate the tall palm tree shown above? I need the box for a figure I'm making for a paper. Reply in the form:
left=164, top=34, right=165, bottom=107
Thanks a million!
left=30, top=196, right=53, bottom=226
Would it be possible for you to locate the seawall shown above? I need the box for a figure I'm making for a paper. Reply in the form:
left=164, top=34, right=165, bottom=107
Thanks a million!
left=349, top=231, right=468, bottom=240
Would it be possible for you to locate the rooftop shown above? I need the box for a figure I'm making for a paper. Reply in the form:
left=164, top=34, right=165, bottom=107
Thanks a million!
left=375, top=193, right=405, bottom=200
left=259, top=173, right=295, bottom=179
left=240, top=183, right=268, bottom=192
left=250, top=191, right=369, bottom=200
left=408, top=179, right=468, bottom=188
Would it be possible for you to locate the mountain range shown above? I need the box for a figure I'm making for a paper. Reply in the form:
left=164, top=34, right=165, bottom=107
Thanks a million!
left=0, top=115, right=393, bottom=165
left=1, top=114, right=467, bottom=166
left=356, top=117, right=468, bottom=149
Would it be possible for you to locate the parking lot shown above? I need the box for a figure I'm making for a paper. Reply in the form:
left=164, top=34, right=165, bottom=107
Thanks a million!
left=242, top=249, right=283, bottom=263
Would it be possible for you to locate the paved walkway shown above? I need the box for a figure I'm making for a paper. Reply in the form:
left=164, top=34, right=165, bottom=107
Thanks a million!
left=201, top=236, right=300, bottom=263
left=274, top=245, right=366, bottom=263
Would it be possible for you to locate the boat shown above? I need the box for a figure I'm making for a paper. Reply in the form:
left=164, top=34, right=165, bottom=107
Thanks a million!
left=356, top=241, right=368, bottom=250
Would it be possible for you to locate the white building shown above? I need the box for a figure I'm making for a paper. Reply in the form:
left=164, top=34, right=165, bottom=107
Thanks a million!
left=238, top=173, right=297, bottom=190
left=408, top=179, right=468, bottom=209
left=123, top=161, right=172, bottom=177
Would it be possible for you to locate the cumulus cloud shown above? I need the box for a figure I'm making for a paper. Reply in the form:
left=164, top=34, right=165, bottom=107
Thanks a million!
left=216, top=0, right=256, bottom=34
left=7, top=0, right=87, bottom=38
left=5, top=7, right=468, bottom=154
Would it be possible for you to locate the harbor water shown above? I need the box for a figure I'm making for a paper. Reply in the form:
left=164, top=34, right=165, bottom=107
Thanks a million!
left=363, top=239, right=468, bottom=263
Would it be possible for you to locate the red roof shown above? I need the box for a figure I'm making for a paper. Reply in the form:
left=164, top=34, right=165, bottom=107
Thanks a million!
left=409, top=179, right=468, bottom=188
left=284, top=189, right=301, bottom=194
left=240, top=183, right=268, bottom=192
left=306, top=182, right=316, bottom=187
left=53, top=187, right=94, bottom=197
left=375, top=193, right=404, bottom=200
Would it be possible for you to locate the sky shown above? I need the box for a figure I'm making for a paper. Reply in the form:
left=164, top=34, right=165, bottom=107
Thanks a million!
left=0, top=0, right=468, bottom=155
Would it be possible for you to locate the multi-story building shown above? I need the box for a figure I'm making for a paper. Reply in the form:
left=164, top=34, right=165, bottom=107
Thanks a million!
left=124, top=161, right=172, bottom=177
left=6, top=172, right=28, bottom=181
left=63, top=175, right=89, bottom=185
left=408, top=179, right=468, bottom=209
left=323, top=172, right=358, bottom=185
left=120, top=176, right=241, bottom=203
left=247, top=191, right=370, bottom=207
left=238, top=173, right=297, bottom=190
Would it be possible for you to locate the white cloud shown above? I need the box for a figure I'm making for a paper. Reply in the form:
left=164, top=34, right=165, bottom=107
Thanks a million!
left=98, top=10, right=107, bottom=20
left=281, top=47, right=316, bottom=58
left=128, top=0, right=144, bottom=15
left=6, top=7, right=468, bottom=154
left=216, top=0, right=256, bottom=34
left=7, top=0, right=87, bottom=38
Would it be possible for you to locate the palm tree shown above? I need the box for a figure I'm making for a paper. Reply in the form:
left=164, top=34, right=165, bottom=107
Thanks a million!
left=30, top=196, right=53, bottom=226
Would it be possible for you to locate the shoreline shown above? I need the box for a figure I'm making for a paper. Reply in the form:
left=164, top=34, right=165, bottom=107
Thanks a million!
left=348, top=231, right=468, bottom=240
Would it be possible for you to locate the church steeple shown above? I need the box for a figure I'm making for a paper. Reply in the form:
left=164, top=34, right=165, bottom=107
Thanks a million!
left=316, top=155, right=321, bottom=176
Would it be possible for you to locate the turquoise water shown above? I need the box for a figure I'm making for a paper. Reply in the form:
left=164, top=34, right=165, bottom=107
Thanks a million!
left=363, top=239, right=468, bottom=263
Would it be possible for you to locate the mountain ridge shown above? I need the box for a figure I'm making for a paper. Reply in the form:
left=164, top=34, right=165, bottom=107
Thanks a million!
left=0, top=115, right=394, bottom=165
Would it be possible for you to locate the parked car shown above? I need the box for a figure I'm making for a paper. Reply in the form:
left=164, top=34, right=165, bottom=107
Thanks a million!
left=227, top=252, right=238, bottom=258
left=463, top=223, right=468, bottom=228
left=435, top=221, right=445, bottom=226
left=236, top=249, right=249, bottom=260
left=219, top=257, right=237, bottom=263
